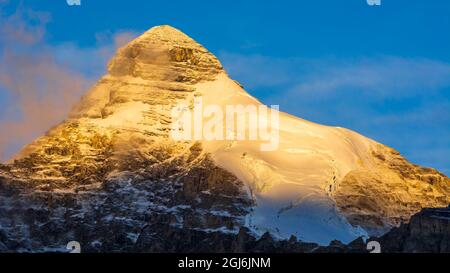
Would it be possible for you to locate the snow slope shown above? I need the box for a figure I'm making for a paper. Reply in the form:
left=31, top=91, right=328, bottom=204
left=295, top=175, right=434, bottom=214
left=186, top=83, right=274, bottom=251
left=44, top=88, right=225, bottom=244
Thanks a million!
left=190, top=73, right=372, bottom=243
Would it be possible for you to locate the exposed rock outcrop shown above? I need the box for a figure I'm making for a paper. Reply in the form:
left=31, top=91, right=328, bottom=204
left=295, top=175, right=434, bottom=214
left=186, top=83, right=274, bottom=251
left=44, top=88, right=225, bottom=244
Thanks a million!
left=375, top=205, right=450, bottom=252
left=335, top=144, right=450, bottom=235
left=0, top=148, right=253, bottom=252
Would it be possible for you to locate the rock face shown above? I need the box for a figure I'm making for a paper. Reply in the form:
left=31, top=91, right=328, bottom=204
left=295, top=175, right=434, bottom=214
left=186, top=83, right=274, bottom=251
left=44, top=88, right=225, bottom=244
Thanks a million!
left=0, top=25, right=449, bottom=251
left=133, top=206, right=450, bottom=253
left=376, top=205, right=450, bottom=252
left=335, top=144, right=449, bottom=236
left=0, top=151, right=253, bottom=252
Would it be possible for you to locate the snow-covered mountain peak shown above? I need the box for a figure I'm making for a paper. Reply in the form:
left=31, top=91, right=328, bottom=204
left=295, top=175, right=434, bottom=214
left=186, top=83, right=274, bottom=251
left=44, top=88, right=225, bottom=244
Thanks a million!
left=139, top=25, right=202, bottom=45
left=106, top=24, right=223, bottom=80
left=2, top=25, right=448, bottom=247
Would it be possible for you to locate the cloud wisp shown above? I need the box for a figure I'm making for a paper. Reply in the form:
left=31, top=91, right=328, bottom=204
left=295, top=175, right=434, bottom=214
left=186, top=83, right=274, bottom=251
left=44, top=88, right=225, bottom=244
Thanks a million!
left=219, top=52, right=450, bottom=174
left=0, top=6, right=138, bottom=162
left=289, top=57, right=450, bottom=98
left=220, top=52, right=450, bottom=97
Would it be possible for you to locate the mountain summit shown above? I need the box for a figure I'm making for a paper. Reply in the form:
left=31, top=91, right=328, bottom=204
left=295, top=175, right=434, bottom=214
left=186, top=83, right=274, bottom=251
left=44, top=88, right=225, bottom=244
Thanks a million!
left=0, top=25, right=448, bottom=250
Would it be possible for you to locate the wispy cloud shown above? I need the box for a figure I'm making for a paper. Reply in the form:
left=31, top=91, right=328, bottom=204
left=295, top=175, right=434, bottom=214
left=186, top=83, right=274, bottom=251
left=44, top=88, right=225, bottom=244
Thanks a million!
left=0, top=5, right=139, bottom=161
left=220, top=52, right=450, bottom=97
left=290, top=57, right=450, bottom=98
left=220, top=52, right=450, bottom=174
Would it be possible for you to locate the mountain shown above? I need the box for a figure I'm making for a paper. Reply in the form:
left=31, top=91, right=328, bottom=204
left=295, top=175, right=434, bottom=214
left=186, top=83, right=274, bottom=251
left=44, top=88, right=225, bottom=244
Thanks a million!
left=0, top=25, right=448, bottom=251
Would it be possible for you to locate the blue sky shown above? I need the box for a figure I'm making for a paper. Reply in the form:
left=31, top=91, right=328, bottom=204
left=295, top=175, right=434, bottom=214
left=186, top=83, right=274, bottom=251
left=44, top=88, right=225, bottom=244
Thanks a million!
left=0, top=0, right=449, bottom=174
